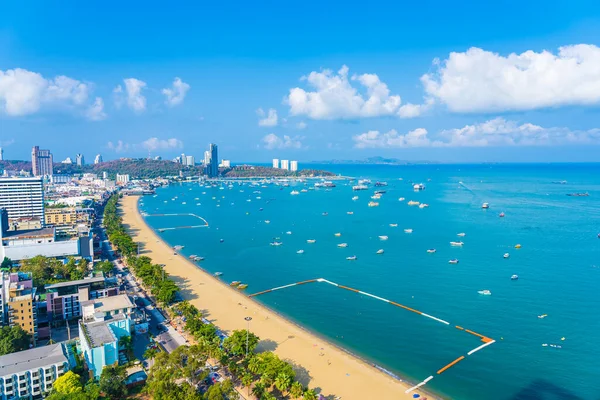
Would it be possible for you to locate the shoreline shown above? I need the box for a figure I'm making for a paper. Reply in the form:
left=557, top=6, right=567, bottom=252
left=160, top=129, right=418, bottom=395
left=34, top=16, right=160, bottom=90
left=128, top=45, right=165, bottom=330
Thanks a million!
left=121, top=195, right=441, bottom=400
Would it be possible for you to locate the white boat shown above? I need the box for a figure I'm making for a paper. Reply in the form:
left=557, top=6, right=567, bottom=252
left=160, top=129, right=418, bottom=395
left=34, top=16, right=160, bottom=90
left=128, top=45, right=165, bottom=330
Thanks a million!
left=346, top=256, right=357, bottom=261
left=482, top=202, right=490, bottom=209
left=182, top=202, right=187, bottom=205
left=334, top=232, right=342, bottom=237
left=214, top=272, right=223, bottom=277
left=297, top=250, right=304, bottom=254
left=398, top=197, right=405, bottom=201
left=301, top=189, right=308, bottom=193
left=347, top=211, right=354, bottom=215
left=511, top=274, right=519, bottom=280
left=413, top=183, right=425, bottom=191
left=291, top=190, right=300, bottom=195
left=407, top=200, right=420, bottom=206
left=378, top=235, right=389, bottom=240
left=504, top=253, right=510, bottom=259
left=286, top=231, right=292, bottom=235
left=478, top=290, right=492, bottom=295
left=418, top=203, right=429, bottom=208
left=448, top=259, right=459, bottom=264
left=457, top=233, right=466, bottom=237
left=368, top=201, right=379, bottom=207
left=353, top=185, right=368, bottom=191
left=376, top=249, right=384, bottom=254
left=337, top=243, right=348, bottom=248
left=265, top=220, right=271, bottom=224
left=358, top=179, right=371, bottom=185
left=404, top=229, right=413, bottom=233
left=352, top=196, right=359, bottom=201
left=174, top=245, right=184, bottom=250
left=270, top=241, right=283, bottom=246
left=371, top=194, right=381, bottom=200
left=427, top=249, right=436, bottom=253
left=450, top=241, right=464, bottom=246
left=389, top=223, right=398, bottom=227
left=307, top=239, right=316, bottom=244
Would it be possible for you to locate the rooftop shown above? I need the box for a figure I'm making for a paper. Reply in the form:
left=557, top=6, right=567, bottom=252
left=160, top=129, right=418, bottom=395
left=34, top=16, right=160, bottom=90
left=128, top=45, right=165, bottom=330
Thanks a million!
left=2, top=227, right=54, bottom=240
left=81, top=294, right=134, bottom=314
left=45, top=276, right=105, bottom=290
left=0, top=343, right=68, bottom=377
left=81, top=313, right=126, bottom=347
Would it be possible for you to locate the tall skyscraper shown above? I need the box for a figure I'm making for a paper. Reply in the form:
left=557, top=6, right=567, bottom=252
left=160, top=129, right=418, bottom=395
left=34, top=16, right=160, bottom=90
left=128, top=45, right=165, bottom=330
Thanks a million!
left=94, top=154, right=103, bottom=164
left=280, top=159, right=289, bottom=170
left=204, top=151, right=211, bottom=166
left=290, top=160, right=298, bottom=171
left=186, top=155, right=195, bottom=166
left=76, top=154, right=85, bottom=166
left=0, top=177, right=45, bottom=223
left=31, top=146, right=53, bottom=176
left=209, top=144, right=219, bottom=178
left=0, top=147, right=3, bottom=161
left=272, top=159, right=279, bottom=168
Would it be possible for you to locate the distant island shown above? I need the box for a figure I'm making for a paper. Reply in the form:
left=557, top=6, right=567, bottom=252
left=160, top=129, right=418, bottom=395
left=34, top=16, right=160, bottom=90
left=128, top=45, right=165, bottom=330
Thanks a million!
left=315, top=156, right=437, bottom=165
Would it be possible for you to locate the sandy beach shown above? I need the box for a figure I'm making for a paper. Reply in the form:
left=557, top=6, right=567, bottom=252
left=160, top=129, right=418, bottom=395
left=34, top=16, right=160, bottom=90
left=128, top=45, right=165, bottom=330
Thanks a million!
left=121, top=195, right=436, bottom=400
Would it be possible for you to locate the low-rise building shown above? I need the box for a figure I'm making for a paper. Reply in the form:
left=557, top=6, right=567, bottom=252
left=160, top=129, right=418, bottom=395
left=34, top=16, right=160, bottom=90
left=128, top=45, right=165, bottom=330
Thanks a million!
left=0, top=272, right=37, bottom=345
left=0, top=343, right=73, bottom=399
left=45, top=276, right=119, bottom=323
left=0, top=227, right=80, bottom=262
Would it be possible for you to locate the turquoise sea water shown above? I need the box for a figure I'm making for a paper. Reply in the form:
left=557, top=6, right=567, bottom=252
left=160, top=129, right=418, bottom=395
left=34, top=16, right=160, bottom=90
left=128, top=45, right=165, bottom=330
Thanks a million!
left=138, top=164, right=600, bottom=400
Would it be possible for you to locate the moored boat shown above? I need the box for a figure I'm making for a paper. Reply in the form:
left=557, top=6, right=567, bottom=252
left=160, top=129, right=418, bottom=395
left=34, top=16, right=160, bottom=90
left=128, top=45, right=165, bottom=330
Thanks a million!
left=337, top=243, right=348, bottom=248
left=449, top=259, right=459, bottom=264
left=376, top=249, right=384, bottom=254
left=404, top=229, right=413, bottom=233
left=450, top=241, right=464, bottom=246
left=378, top=235, right=389, bottom=240
left=511, top=274, right=519, bottom=280
left=230, top=281, right=241, bottom=286
left=346, top=255, right=357, bottom=261
left=478, top=290, right=492, bottom=295
left=482, top=202, right=490, bottom=209
left=427, top=248, right=436, bottom=253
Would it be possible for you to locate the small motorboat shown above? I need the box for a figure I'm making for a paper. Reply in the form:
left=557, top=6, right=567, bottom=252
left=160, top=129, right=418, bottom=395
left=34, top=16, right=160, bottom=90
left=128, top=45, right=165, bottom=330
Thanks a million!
left=457, top=233, right=466, bottom=237
left=230, top=281, right=241, bottom=286
left=337, top=243, right=348, bottom=248
left=237, top=284, right=248, bottom=290
left=398, top=197, right=405, bottom=202
left=214, top=272, right=223, bottom=277
left=499, top=212, right=505, bottom=217
left=346, top=256, right=357, bottom=261
left=297, top=250, right=304, bottom=254
left=378, top=235, right=389, bottom=240
left=504, top=253, right=510, bottom=259
left=334, top=233, right=342, bottom=237
left=265, top=220, right=271, bottom=224
left=307, top=239, right=316, bottom=244
left=368, top=201, right=379, bottom=207
left=419, top=203, right=429, bottom=208
left=538, top=314, right=548, bottom=319
left=322, top=212, right=329, bottom=216
left=270, top=242, right=283, bottom=246
left=427, top=249, right=436, bottom=253
left=404, top=229, right=413, bottom=233
left=291, top=190, right=300, bottom=195
left=478, top=290, right=492, bottom=295
left=450, top=241, right=464, bottom=246
left=220, top=239, right=225, bottom=243
left=482, top=202, right=490, bottom=209
left=376, top=249, right=384, bottom=254
left=449, top=259, right=459, bottom=264
left=286, top=231, right=292, bottom=235
left=511, top=274, right=519, bottom=280
left=352, top=196, right=359, bottom=201
left=515, top=244, right=522, bottom=249
left=389, top=223, right=398, bottom=227
left=347, top=211, right=354, bottom=215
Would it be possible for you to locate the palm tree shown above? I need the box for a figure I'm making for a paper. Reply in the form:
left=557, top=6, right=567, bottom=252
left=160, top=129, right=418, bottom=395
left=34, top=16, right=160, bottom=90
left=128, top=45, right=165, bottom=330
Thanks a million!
left=252, top=382, right=266, bottom=398
left=274, top=372, right=293, bottom=394
left=248, top=356, right=261, bottom=375
left=303, top=389, right=318, bottom=400
left=241, top=373, right=253, bottom=396
left=290, top=382, right=304, bottom=399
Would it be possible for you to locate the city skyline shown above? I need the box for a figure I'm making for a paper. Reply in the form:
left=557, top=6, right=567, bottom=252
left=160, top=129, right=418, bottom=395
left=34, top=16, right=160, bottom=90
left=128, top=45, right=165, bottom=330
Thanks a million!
left=2, top=2, right=600, bottom=163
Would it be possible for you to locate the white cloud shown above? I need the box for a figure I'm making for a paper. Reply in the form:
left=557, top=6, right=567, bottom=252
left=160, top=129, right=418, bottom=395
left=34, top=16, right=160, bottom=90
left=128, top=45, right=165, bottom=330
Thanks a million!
left=141, top=137, right=183, bottom=151
left=85, top=97, right=107, bottom=121
left=115, top=78, right=147, bottom=113
left=107, top=140, right=130, bottom=153
left=353, top=128, right=434, bottom=148
left=296, top=121, right=307, bottom=130
left=287, top=65, right=423, bottom=120
left=353, top=118, right=600, bottom=148
left=0, top=139, right=15, bottom=147
left=262, top=133, right=303, bottom=149
left=422, top=45, right=600, bottom=112
left=256, top=108, right=278, bottom=127
left=0, top=68, right=96, bottom=117
left=162, top=77, right=190, bottom=107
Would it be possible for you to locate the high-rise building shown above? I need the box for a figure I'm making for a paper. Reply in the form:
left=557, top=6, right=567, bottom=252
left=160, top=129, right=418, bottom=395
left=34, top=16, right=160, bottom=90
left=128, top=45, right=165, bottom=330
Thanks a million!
left=102, top=171, right=108, bottom=179
left=0, top=147, right=3, bottom=161
left=290, top=160, right=298, bottom=172
left=280, top=160, right=289, bottom=170
left=272, top=159, right=279, bottom=169
left=180, top=153, right=187, bottom=166
left=0, top=177, right=44, bottom=223
left=94, top=154, right=103, bottom=164
left=185, top=155, right=195, bottom=166
left=204, top=151, right=211, bottom=166
left=31, top=146, right=53, bottom=177
left=76, top=154, right=85, bottom=166
left=209, top=144, right=219, bottom=178
left=220, top=160, right=231, bottom=168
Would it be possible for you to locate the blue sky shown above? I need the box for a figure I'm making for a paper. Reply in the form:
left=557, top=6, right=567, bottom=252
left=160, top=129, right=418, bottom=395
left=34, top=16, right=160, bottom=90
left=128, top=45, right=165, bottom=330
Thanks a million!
left=2, top=1, right=600, bottom=163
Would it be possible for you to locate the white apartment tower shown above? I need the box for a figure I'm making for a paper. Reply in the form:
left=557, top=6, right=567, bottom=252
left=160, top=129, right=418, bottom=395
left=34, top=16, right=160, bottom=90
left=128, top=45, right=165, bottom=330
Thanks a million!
left=280, top=160, right=289, bottom=170
left=290, top=160, right=298, bottom=172
left=116, top=174, right=130, bottom=184
left=94, top=154, right=103, bottom=164
left=272, top=159, right=279, bottom=169
left=0, top=177, right=45, bottom=223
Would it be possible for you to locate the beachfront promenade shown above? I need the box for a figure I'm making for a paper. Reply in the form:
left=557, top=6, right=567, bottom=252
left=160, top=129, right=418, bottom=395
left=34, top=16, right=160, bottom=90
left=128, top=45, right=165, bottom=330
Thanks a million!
left=120, top=195, right=431, bottom=400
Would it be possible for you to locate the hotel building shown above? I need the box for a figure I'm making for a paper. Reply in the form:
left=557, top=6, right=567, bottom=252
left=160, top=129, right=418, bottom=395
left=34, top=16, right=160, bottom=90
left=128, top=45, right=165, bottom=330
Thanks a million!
left=0, top=177, right=45, bottom=224
left=290, top=160, right=298, bottom=171
left=280, top=159, right=289, bottom=170
left=31, top=146, right=53, bottom=177
left=272, top=158, right=279, bottom=168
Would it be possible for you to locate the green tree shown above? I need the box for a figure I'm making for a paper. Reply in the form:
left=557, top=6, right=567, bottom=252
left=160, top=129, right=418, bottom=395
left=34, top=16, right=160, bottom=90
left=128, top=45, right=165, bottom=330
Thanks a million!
left=83, top=382, right=101, bottom=400
left=0, top=326, right=31, bottom=356
left=222, top=329, right=260, bottom=358
left=290, top=382, right=304, bottom=399
left=1, top=257, right=12, bottom=269
left=251, top=382, right=266, bottom=399
left=274, top=372, right=293, bottom=394
left=52, top=371, right=83, bottom=394
left=303, top=389, right=318, bottom=400
left=95, top=260, right=114, bottom=275
left=99, top=366, right=127, bottom=399
left=156, top=279, right=179, bottom=305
